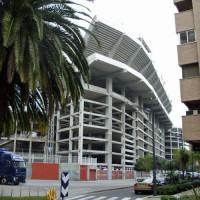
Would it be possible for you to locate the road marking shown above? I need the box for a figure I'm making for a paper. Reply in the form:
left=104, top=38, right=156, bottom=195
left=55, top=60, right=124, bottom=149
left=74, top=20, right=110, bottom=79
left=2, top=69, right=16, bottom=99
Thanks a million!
left=78, top=196, right=96, bottom=200
left=121, top=198, right=131, bottom=200
left=107, top=197, right=118, bottom=200
left=93, top=196, right=107, bottom=200
left=143, top=195, right=152, bottom=199
left=70, top=195, right=86, bottom=199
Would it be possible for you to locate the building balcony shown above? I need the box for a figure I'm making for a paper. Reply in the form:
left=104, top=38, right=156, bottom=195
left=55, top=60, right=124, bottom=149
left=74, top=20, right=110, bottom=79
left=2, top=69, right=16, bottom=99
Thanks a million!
left=182, top=114, right=200, bottom=143
left=177, top=43, right=198, bottom=66
left=180, top=76, right=200, bottom=103
left=174, top=0, right=193, bottom=12
left=175, top=10, right=194, bottom=33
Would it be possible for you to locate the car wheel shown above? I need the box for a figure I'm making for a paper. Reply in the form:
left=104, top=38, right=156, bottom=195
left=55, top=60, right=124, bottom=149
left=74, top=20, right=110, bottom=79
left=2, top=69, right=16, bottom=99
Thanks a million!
left=14, top=181, right=19, bottom=185
left=0, top=177, right=8, bottom=185
left=135, top=190, right=138, bottom=194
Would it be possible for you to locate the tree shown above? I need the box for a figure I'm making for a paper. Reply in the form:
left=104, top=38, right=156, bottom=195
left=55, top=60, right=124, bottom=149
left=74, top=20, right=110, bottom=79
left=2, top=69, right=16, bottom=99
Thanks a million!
left=134, top=155, right=153, bottom=177
left=174, top=148, right=189, bottom=180
left=0, top=0, right=98, bottom=138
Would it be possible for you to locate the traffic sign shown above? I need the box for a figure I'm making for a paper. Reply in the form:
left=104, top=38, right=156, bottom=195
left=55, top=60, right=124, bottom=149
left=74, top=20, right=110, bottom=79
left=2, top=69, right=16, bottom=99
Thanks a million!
left=60, top=171, right=69, bottom=198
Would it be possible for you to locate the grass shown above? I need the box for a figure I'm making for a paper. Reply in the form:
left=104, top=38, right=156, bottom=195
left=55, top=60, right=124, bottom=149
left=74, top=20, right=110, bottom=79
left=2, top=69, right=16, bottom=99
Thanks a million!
left=0, top=197, right=47, bottom=200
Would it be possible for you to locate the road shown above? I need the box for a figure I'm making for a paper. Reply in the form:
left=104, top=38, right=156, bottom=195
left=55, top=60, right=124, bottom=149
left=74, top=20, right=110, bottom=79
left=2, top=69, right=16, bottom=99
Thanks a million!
left=70, top=188, right=148, bottom=200
left=0, top=179, right=149, bottom=199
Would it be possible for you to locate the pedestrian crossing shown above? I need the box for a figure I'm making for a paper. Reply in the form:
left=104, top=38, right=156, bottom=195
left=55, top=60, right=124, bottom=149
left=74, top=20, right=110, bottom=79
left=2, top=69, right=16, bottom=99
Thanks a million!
left=70, top=195, right=133, bottom=200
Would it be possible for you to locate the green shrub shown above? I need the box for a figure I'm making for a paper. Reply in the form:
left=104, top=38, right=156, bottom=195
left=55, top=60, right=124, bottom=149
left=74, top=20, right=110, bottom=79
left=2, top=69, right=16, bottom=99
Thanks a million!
left=161, top=195, right=177, bottom=200
left=158, top=180, right=200, bottom=195
left=179, top=194, right=200, bottom=200
left=157, top=185, right=177, bottom=195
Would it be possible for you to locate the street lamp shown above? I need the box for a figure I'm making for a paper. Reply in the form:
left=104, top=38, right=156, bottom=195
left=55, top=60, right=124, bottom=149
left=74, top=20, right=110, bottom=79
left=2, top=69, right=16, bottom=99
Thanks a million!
left=133, top=101, right=157, bottom=196
left=151, top=107, right=157, bottom=196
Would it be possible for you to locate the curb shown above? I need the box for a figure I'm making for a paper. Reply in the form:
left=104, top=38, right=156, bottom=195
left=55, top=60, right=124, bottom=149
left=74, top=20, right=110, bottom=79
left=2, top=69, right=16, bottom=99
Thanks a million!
left=83, top=186, right=133, bottom=195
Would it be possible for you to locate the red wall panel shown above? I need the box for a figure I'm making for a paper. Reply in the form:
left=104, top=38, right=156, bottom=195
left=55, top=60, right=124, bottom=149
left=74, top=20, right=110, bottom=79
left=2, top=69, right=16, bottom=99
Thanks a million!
left=97, top=170, right=108, bottom=180
left=31, top=163, right=59, bottom=180
left=125, top=170, right=134, bottom=179
left=112, top=170, right=122, bottom=179
left=89, top=169, right=96, bottom=180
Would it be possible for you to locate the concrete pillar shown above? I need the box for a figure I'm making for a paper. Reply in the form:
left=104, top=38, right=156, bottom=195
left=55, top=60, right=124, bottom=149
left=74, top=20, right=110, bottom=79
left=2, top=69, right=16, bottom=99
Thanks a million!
left=69, top=103, right=74, bottom=163
left=55, top=110, right=60, bottom=155
left=89, top=104, right=93, bottom=125
left=28, top=123, right=33, bottom=163
left=13, top=123, right=17, bottom=153
left=78, top=98, right=84, bottom=164
left=121, top=87, right=126, bottom=179
left=106, top=76, right=112, bottom=180
left=29, top=139, right=32, bottom=163
left=44, top=139, right=47, bottom=163
left=133, top=111, right=137, bottom=164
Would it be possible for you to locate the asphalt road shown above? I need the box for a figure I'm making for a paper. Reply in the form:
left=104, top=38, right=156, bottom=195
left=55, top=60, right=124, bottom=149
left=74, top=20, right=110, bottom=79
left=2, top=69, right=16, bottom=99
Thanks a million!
left=70, top=188, right=148, bottom=200
left=0, top=179, right=141, bottom=199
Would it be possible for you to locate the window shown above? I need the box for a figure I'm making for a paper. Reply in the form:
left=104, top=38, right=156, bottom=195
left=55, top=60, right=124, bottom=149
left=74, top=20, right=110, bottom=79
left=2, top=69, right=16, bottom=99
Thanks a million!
left=180, top=32, right=187, bottom=44
left=13, top=161, right=26, bottom=168
left=188, top=30, right=195, bottom=42
left=179, top=30, right=196, bottom=44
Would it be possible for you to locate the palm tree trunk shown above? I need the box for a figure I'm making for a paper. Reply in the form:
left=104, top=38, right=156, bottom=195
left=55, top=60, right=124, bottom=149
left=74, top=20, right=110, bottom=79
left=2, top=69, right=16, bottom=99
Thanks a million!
left=0, top=64, right=10, bottom=139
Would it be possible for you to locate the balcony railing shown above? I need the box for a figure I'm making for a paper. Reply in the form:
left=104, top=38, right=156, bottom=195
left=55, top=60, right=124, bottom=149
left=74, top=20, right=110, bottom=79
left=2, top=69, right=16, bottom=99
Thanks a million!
left=16, top=152, right=97, bottom=165
left=180, top=76, right=200, bottom=103
left=182, top=114, right=200, bottom=142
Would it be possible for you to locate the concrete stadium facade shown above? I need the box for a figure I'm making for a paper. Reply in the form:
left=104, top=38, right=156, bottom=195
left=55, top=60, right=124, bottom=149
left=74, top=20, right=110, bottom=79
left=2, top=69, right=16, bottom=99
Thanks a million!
left=55, top=16, right=172, bottom=179
left=0, top=16, right=172, bottom=180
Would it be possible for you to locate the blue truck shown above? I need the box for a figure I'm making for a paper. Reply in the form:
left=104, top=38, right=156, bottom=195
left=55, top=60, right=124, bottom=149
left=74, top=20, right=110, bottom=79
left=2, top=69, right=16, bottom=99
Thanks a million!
left=0, top=148, right=26, bottom=185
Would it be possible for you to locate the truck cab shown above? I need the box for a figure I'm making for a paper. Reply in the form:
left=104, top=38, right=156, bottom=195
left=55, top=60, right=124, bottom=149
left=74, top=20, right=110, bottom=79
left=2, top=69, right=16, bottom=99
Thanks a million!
left=0, top=148, right=26, bottom=185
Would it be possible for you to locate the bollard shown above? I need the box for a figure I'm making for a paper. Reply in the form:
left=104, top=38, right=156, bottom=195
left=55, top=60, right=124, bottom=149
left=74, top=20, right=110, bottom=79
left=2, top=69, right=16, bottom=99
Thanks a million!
left=47, top=188, right=56, bottom=200
left=60, top=171, right=69, bottom=199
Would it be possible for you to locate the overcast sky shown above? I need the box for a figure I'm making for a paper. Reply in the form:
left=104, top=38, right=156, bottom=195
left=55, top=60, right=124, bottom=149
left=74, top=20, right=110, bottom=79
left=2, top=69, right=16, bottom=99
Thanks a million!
left=80, top=0, right=188, bottom=128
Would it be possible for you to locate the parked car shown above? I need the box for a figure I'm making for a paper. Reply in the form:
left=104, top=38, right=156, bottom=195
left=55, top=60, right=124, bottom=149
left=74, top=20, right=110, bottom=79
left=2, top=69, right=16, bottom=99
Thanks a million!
left=136, top=174, right=153, bottom=182
left=187, top=172, right=200, bottom=179
left=134, top=178, right=163, bottom=194
left=156, top=177, right=167, bottom=185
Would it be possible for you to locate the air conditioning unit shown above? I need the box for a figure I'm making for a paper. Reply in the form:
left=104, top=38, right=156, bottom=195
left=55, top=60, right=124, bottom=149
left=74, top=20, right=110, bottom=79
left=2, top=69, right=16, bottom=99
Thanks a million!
left=193, top=110, right=198, bottom=115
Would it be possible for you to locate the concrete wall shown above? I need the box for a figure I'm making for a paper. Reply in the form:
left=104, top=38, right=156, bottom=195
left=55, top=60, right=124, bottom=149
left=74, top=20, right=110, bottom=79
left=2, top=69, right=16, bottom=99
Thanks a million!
left=59, top=163, right=80, bottom=180
left=180, top=76, right=200, bottom=102
left=26, top=162, right=32, bottom=178
left=175, top=10, right=194, bottom=33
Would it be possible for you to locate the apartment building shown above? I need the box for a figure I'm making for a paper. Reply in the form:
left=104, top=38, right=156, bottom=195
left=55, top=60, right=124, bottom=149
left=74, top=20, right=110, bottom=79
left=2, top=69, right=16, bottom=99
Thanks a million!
left=0, top=16, right=172, bottom=179
left=174, top=0, right=200, bottom=151
left=165, top=127, right=184, bottom=160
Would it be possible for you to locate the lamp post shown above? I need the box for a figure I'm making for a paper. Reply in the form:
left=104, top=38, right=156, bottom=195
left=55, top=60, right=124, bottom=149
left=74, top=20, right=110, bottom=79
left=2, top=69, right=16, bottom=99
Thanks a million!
left=133, top=101, right=157, bottom=196
left=151, top=101, right=157, bottom=196
left=176, top=132, right=184, bottom=179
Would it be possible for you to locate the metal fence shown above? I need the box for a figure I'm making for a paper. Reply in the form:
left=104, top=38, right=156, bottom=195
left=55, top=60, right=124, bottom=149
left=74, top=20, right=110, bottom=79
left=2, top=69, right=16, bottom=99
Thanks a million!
left=16, top=152, right=97, bottom=165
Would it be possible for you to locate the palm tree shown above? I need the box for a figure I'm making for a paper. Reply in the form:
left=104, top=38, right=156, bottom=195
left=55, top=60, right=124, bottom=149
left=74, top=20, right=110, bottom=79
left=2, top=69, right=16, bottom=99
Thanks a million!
left=174, top=148, right=189, bottom=180
left=0, top=0, right=98, bottom=138
left=180, top=149, right=189, bottom=180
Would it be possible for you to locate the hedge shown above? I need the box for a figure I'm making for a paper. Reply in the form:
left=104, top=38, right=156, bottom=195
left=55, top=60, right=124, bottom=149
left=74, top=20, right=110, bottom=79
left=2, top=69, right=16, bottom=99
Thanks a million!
left=161, top=195, right=177, bottom=200
left=157, top=180, right=200, bottom=195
